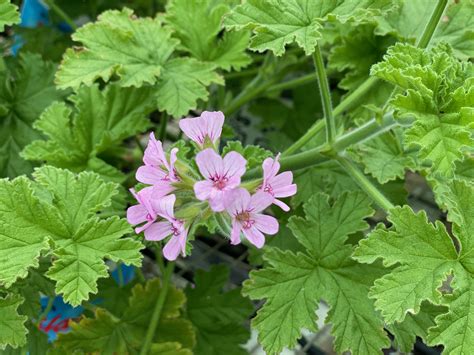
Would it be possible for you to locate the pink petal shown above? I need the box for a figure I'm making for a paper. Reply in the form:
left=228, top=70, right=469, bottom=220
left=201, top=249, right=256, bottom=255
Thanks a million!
left=254, top=214, right=279, bottom=235
left=126, top=204, right=148, bottom=225
left=243, top=227, right=265, bottom=248
left=273, top=198, right=291, bottom=212
left=249, top=191, right=273, bottom=213
left=262, top=155, right=280, bottom=182
left=169, top=148, right=179, bottom=178
left=143, top=133, right=169, bottom=170
left=224, top=188, right=251, bottom=215
left=274, top=183, right=297, bottom=198
left=209, top=192, right=226, bottom=212
left=151, top=183, right=176, bottom=199
left=136, top=165, right=168, bottom=185
left=154, top=194, right=176, bottom=221
left=223, top=151, right=246, bottom=179
left=179, top=117, right=203, bottom=144
left=135, top=220, right=154, bottom=234
left=196, top=148, right=223, bottom=179
left=163, top=236, right=182, bottom=261
left=194, top=180, right=214, bottom=201
left=144, top=221, right=171, bottom=241
left=230, top=221, right=242, bottom=245
left=201, top=111, right=224, bottom=143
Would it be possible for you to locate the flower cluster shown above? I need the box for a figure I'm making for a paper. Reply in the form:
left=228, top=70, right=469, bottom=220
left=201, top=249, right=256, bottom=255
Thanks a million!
left=127, top=111, right=297, bottom=260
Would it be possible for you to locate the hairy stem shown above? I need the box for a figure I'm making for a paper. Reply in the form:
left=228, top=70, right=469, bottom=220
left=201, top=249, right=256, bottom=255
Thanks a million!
left=417, top=0, right=448, bottom=49
left=44, top=0, right=77, bottom=31
left=336, top=156, right=395, bottom=211
left=313, top=45, right=336, bottom=144
left=159, top=112, right=169, bottom=141
left=139, top=261, right=175, bottom=355
left=36, top=296, right=55, bottom=326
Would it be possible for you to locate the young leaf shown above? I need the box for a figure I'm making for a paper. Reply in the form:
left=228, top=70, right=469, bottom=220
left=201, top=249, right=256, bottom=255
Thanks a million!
left=0, top=0, right=19, bottom=31
left=55, top=278, right=195, bottom=353
left=185, top=265, right=253, bottom=355
left=243, top=192, right=390, bottom=354
left=224, top=0, right=395, bottom=56
left=55, top=8, right=222, bottom=117
left=166, top=0, right=251, bottom=71
left=354, top=180, right=474, bottom=353
left=0, top=166, right=143, bottom=306
left=0, top=53, right=66, bottom=178
left=371, top=43, right=474, bottom=177
left=22, top=83, right=154, bottom=182
left=0, top=294, right=27, bottom=350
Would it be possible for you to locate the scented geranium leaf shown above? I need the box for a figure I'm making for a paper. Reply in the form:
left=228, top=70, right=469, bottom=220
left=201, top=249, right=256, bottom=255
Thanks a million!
left=387, top=302, right=447, bottom=353
left=56, top=8, right=177, bottom=88
left=371, top=43, right=474, bottom=177
left=56, top=279, right=195, bottom=353
left=375, top=0, right=474, bottom=59
left=244, top=192, right=390, bottom=354
left=353, top=207, right=459, bottom=323
left=166, top=0, right=251, bottom=71
left=56, top=8, right=222, bottom=116
left=0, top=166, right=143, bottom=305
left=224, top=0, right=395, bottom=55
left=155, top=58, right=223, bottom=117
left=355, top=130, right=416, bottom=183
left=2, top=323, right=50, bottom=355
left=0, top=0, right=19, bottom=31
left=0, top=294, right=27, bottom=350
left=222, top=141, right=272, bottom=169
left=0, top=53, right=65, bottom=178
left=186, top=266, right=253, bottom=355
left=22, top=83, right=154, bottom=182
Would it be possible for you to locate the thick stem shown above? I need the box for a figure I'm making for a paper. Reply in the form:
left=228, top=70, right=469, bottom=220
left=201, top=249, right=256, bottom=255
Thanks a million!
left=139, top=261, right=175, bottom=355
left=336, top=156, right=395, bottom=212
left=223, top=73, right=271, bottom=116
left=266, top=73, right=317, bottom=93
left=313, top=46, right=336, bottom=144
left=159, top=112, right=168, bottom=141
left=417, top=0, right=448, bottom=49
left=283, top=76, right=381, bottom=155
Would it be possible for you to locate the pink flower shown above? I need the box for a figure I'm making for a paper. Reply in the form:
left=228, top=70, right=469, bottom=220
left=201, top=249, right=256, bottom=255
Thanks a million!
left=260, top=154, right=297, bottom=211
left=178, top=111, right=224, bottom=148
left=225, top=188, right=279, bottom=248
left=126, top=187, right=161, bottom=235
left=194, top=148, right=247, bottom=212
left=136, top=132, right=179, bottom=196
left=127, top=189, right=187, bottom=261
left=143, top=194, right=188, bottom=261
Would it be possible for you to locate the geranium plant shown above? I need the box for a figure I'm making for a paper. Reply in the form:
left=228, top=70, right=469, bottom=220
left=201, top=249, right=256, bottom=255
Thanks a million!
left=0, top=0, right=473, bottom=354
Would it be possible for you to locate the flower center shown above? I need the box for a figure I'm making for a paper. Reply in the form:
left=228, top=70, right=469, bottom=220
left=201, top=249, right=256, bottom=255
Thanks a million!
left=211, top=175, right=228, bottom=190
left=263, top=183, right=274, bottom=196
left=236, top=211, right=255, bottom=229
left=171, top=220, right=183, bottom=236
left=145, top=213, right=154, bottom=222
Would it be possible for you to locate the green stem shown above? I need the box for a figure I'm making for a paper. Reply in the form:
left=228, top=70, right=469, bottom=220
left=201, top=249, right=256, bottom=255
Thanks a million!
left=312, top=45, right=335, bottom=144
left=223, top=73, right=270, bottom=116
left=44, top=0, right=77, bottom=30
left=139, top=262, right=175, bottom=355
left=417, top=0, right=448, bottom=49
left=155, top=245, right=165, bottom=275
left=159, top=112, right=168, bottom=141
left=283, top=76, right=381, bottom=155
left=266, top=73, right=317, bottom=93
left=336, top=156, right=395, bottom=211
left=36, top=297, right=55, bottom=325
left=245, top=113, right=397, bottom=179
left=224, top=68, right=260, bottom=80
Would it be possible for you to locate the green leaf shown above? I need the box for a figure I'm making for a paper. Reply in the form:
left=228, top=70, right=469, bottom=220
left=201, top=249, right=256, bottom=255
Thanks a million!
left=371, top=43, right=474, bottom=177
left=0, top=53, right=66, bottom=178
left=155, top=58, right=223, bottom=117
left=224, top=0, right=396, bottom=56
left=55, top=8, right=222, bottom=117
left=222, top=141, right=272, bottom=169
left=0, top=0, right=19, bottom=31
left=166, top=0, right=251, bottom=71
left=374, top=0, right=474, bottom=59
left=243, top=192, right=390, bottom=354
left=355, top=130, right=416, bottom=183
left=186, top=266, right=253, bottom=355
left=0, top=166, right=143, bottom=306
left=0, top=294, right=27, bottom=350
left=55, top=278, right=195, bottom=353
left=354, top=180, right=474, bottom=353
left=22, top=83, right=154, bottom=182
